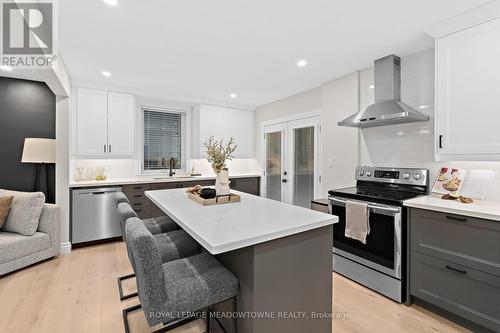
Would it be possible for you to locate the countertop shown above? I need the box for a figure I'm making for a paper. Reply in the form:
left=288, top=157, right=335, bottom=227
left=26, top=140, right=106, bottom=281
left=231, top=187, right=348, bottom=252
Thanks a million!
left=69, top=173, right=261, bottom=188
left=403, top=194, right=500, bottom=222
left=146, top=188, right=338, bottom=254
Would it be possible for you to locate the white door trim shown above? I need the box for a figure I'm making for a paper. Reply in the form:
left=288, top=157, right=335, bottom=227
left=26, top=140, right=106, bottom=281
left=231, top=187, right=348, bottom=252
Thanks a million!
left=260, top=110, right=322, bottom=203
left=260, top=109, right=321, bottom=128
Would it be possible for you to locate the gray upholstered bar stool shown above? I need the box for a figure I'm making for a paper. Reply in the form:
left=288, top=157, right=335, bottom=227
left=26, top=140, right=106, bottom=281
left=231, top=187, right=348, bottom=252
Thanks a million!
left=115, top=190, right=179, bottom=299
left=124, top=217, right=238, bottom=333
left=114, top=192, right=131, bottom=206
left=115, top=192, right=179, bottom=235
left=116, top=200, right=200, bottom=300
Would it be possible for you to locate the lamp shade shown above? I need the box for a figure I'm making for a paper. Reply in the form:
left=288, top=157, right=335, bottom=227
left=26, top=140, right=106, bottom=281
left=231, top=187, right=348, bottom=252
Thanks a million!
left=21, top=138, right=56, bottom=164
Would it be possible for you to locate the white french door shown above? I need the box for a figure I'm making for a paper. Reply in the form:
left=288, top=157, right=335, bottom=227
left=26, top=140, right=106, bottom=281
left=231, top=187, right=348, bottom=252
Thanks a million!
left=263, top=115, right=321, bottom=208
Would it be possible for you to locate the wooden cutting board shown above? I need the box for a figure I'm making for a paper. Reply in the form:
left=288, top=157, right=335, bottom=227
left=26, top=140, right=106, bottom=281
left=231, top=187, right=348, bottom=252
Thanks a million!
left=187, top=192, right=241, bottom=206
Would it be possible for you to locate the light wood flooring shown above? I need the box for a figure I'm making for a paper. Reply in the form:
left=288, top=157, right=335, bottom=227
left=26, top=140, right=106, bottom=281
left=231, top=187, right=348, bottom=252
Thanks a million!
left=0, top=241, right=470, bottom=333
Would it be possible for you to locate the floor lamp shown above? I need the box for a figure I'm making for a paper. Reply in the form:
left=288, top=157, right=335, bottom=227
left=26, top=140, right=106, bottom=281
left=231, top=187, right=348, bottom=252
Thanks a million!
left=21, top=138, right=56, bottom=202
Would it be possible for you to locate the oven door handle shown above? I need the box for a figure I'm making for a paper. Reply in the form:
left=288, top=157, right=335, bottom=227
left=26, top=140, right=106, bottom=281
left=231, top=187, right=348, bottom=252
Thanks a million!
left=329, top=196, right=401, bottom=213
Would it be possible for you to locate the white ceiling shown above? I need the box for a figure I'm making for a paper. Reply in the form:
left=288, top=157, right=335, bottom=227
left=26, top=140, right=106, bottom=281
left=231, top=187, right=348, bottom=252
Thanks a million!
left=59, top=0, right=490, bottom=109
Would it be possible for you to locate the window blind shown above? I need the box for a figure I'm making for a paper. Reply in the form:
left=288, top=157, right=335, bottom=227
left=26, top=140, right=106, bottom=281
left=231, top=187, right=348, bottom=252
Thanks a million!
left=143, top=110, right=182, bottom=170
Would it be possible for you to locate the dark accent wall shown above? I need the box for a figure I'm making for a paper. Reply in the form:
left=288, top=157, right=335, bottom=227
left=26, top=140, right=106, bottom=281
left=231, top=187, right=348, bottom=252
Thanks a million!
left=0, top=76, right=56, bottom=203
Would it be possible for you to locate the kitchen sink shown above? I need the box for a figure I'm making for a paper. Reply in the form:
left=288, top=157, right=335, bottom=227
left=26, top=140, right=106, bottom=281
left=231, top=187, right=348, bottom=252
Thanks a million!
left=152, top=175, right=195, bottom=180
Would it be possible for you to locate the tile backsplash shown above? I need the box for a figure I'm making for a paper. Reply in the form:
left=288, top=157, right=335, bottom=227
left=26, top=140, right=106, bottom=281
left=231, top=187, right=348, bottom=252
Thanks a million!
left=71, top=158, right=261, bottom=181
left=358, top=49, right=500, bottom=201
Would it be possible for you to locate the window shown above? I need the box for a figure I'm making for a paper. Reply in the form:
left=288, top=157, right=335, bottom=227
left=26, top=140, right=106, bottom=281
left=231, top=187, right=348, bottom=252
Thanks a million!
left=142, top=108, right=186, bottom=173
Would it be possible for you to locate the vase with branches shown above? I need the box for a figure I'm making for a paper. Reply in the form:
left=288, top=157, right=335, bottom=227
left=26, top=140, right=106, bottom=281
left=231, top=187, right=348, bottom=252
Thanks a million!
left=203, top=136, right=237, bottom=195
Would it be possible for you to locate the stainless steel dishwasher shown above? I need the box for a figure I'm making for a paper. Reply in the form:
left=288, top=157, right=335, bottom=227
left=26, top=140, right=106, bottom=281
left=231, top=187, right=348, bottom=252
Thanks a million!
left=72, top=187, right=123, bottom=244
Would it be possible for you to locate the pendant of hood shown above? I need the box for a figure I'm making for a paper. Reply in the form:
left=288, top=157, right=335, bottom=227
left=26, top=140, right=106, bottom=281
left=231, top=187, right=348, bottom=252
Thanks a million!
left=338, top=54, right=429, bottom=128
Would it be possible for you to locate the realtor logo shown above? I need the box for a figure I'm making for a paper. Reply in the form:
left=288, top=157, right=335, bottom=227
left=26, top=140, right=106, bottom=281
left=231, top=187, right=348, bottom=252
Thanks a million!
left=1, top=1, right=56, bottom=68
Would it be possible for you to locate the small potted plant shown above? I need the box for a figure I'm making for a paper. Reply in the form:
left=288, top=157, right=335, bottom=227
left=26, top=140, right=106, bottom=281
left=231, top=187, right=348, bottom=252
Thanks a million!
left=203, top=136, right=237, bottom=195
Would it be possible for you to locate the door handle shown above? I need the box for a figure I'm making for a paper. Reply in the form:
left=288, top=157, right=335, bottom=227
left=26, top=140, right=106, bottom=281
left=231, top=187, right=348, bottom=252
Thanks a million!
left=445, top=265, right=467, bottom=274
left=445, top=215, right=467, bottom=222
left=439, top=135, right=443, bottom=149
left=282, top=179, right=287, bottom=183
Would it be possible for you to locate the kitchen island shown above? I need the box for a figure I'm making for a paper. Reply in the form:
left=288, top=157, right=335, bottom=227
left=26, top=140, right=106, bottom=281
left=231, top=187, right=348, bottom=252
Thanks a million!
left=146, top=188, right=337, bottom=333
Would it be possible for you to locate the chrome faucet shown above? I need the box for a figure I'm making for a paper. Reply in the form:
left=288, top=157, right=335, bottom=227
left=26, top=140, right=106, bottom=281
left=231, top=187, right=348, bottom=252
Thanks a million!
left=169, top=157, right=176, bottom=177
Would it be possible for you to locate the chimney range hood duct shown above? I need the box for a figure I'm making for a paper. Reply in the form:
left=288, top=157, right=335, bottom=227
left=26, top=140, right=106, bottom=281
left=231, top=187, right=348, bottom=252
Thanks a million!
left=338, top=54, right=429, bottom=128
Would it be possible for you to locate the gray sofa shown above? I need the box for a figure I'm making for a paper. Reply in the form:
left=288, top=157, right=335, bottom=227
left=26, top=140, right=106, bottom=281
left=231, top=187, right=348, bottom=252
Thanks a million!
left=0, top=204, right=60, bottom=276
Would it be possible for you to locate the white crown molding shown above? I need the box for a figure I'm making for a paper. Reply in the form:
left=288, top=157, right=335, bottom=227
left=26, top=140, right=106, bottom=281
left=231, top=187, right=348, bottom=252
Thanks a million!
left=425, top=0, right=500, bottom=38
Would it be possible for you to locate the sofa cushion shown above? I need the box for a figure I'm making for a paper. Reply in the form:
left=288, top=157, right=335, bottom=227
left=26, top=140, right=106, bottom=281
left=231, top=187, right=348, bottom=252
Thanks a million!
left=0, top=190, right=45, bottom=236
left=0, top=231, right=51, bottom=264
left=0, top=196, right=14, bottom=228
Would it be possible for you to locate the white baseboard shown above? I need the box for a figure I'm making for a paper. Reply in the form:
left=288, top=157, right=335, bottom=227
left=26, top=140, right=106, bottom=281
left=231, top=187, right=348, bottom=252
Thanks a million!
left=60, top=242, right=72, bottom=254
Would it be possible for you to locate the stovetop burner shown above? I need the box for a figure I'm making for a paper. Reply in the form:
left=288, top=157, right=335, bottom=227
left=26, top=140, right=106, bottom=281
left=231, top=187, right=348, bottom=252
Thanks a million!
left=328, top=186, right=424, bottom=205
left=328, top=166, right=430, bottom=205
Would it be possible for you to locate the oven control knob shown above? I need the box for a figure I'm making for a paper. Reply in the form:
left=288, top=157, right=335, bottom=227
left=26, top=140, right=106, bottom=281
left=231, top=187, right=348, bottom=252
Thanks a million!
left=366, top=171, right=372, bottom=177
left=403, top=173, right=410, bottom=179
left=413, top=173, right=421, bottom=180
left=359, top=170, right=365, bottom=176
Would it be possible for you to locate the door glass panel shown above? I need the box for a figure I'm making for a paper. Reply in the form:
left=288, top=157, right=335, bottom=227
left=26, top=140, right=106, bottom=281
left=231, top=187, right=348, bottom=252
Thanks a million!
left=266, top=131, right=282, bottom=201
left=293, top=126, right=314, bottom=208
left=266, top=132, right=282, bottom=201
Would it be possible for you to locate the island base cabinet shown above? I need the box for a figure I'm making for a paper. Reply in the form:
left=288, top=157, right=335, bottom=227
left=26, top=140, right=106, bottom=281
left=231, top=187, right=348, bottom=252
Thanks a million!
left=411, top=251, right=500, bottom=332
left=216, top=225, right=333, bottom=333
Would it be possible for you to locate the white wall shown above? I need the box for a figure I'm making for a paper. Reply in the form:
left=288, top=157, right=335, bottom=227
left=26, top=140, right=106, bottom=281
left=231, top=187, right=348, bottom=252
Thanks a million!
left=321, top=72, right=359, bottom=194
left=359, top=49, right=500, bottom=200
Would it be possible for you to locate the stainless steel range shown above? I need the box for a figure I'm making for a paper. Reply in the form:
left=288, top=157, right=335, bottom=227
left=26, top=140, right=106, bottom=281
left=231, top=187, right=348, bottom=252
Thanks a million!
left=328, top=166, right=429, bottom=303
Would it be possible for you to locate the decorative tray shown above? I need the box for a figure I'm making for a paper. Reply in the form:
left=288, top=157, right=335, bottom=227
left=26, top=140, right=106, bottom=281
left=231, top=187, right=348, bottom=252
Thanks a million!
left=187, top=192, right=241, bottom=206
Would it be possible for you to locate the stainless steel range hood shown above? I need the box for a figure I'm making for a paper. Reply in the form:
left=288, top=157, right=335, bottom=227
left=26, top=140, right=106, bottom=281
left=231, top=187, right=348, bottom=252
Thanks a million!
left=338, top=54, right=429, bottom=128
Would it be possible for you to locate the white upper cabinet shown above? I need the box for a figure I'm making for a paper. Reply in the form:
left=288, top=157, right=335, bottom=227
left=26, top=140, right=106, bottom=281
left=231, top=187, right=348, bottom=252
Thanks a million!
left=227, top=107, right=255, bottom=158
left=428, top=3, right=500, bottom=161
left=74, top=87, right=135, bottom=157
left=193, top=104, right=255, bottom=158
left=107, top=92, right=135, bottom=156
left=75, top=88, right=108, bottom=156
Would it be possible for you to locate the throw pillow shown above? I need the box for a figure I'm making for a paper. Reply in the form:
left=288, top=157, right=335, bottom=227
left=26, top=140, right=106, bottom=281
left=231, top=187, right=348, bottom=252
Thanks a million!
left=0, top=189, right=45, bottom=236
left=0, top=196, right=14, bottom=228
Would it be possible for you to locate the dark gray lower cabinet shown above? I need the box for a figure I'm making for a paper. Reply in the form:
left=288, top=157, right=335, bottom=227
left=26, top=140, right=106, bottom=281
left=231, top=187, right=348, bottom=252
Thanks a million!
left=230, top=177, right=260, bottom=196
left=411, top=251, right=500, bottom=332
left=123, top=177, right=260, bottom=218
left=410, top=208, right=500, bottom=332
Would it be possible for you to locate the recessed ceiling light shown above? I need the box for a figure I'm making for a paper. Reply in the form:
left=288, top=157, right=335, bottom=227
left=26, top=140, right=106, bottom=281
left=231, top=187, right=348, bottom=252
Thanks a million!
left=297, top=59, right=308, bottom=67
left=101, top=71, right=111, bottom=77
left=0, top=65, right=13, bottom=71
left=369, top=84, right=375, bottom=89
left=103, top=0, right=118, bottom=5
left=230, top=93, right=237, bottom=99
left=418, top=104, right=429, bottom=109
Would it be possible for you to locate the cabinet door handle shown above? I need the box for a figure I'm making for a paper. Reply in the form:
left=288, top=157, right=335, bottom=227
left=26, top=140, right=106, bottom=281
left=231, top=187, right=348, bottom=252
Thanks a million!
left=438, top=135, right=443, bottom=149
left=445, top=215, right=467, bottom=222
left=109, top=145, right=112, bottom=153
left=104, top=144, right=107, bottom=153
left=445, top=265, right=467, bottom=274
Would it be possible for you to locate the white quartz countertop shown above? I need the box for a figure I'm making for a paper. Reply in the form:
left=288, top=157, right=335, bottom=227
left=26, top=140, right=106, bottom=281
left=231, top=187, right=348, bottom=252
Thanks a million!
left=69, top=173, right=261, bottom=188
left=403, top=194, right=500, bottom=222
left=146, top=188, right=338, bottom=254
